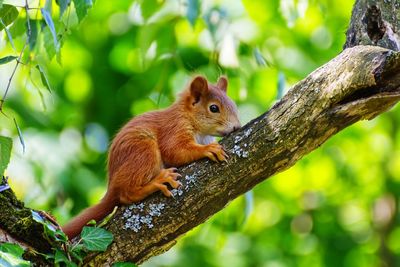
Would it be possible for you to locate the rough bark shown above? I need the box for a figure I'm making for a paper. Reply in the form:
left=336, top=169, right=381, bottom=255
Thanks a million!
left=345, top=0, right=400, bottom=50
left=82, top=45, right=400, bottom=266
left=0, top=180, right=55, bottom=265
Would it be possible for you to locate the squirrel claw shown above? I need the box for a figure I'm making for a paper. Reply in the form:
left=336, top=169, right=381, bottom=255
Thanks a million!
left=154, top=183, right=173, bottom=197
left=154, top=168, right=182, bottom=194
left=203, top=143, right=228, bottom=162
left=222, top=150, right=229, bottom=159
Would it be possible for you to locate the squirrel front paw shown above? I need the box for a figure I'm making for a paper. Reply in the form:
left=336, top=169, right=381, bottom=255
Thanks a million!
left=203, top=143, right=228, bottom=162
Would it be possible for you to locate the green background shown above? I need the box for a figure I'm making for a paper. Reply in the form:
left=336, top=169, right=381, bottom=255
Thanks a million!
left=1, top=0, right=400, bottom=266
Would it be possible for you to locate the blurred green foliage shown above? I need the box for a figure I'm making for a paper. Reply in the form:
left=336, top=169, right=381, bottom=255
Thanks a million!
left=1, top=0, right=400, bottom=266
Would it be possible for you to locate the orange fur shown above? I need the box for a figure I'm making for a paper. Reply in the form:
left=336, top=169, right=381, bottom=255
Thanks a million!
left=62, top=76, right=240, bottom=239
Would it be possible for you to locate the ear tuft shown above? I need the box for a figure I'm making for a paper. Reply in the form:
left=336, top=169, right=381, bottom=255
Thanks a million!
left=217, top=76, right=228, bottom=92
left=190, top=76, right=208, bottom=104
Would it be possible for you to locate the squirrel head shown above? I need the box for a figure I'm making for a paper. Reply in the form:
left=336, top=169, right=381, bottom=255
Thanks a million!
left=183, top=75, right=241, bottom=137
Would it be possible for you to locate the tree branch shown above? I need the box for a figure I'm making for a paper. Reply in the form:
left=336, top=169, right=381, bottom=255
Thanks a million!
left=0, top=179, right=55, bottom=266
left=83, top=45, right=400, bottom=266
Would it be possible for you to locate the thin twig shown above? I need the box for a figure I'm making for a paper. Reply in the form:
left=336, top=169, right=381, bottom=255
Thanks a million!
left=0, top=49, right=24, bottom=112
left=10, top=5, right=40, bottom=9
left=0, top=0, right=32, bottom=113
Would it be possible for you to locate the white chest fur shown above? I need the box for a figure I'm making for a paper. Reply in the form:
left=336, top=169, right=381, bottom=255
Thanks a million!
left=195, top=134, right=215, bottom=145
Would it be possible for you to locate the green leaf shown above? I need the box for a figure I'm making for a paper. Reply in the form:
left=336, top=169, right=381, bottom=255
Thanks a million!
left=0, top=243, right=24, bottom=257
left=81, top=226, right=113, bottom=252
left=43, top=26, right=56, bottom=60
left=32, top=210, right=68, bottom=243
left=28, top=19, right=39, bottom=50
left=0, top=251, right=30, bottom=267
left=37, top=88, right=47, bottom=110
left=0, top=136, right=12, bottom=177
left=0, top=5, right=19, bottom=31
left=277, top=72, right=285, bottom=100
left=72, top=0, right=93, bottom=22
left=86, top=219, right=97, bottom=226
left=31, top=210, right=57, bottom=233
left=67, top=258, right=79, bottom=266
left=0, top=243, right=29, bottom=267
left=40, top=8, right=59, bottom=52
left=54, top=249, right=77, bottom=267
left=69, top=244, right=84, bottom=262
left=0, top=0, right=3, bottom=8
left=186, top=0, right=199, bottom=27
left=57, top=0, right=71, bottom=18
left=54, top=249, right=68, bottom=264
left=113, top=262, right=138, bottom=267
left=30, top=75, right=47, bottom=111
left=244, top=191, right=254, bottom=225
left=253, top=48, right=268, bottom=67
left=0, top=18, right=15, bottom=50
left=31, top=210, right=46, bottom=223
left=13, top=118, right=25, bottom=153
left=56, top=42, right=63, bottom=65
left=35, top=65, right=52, bottom=92
left=55, top=229, right=68, bottom=243
left=0, top=56, right=17, bottom=65
left=8, top=17, right=25, bottom=39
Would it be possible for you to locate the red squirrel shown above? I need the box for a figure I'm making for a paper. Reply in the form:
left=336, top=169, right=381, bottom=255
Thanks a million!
left=62, top=76, right=241, bottom=239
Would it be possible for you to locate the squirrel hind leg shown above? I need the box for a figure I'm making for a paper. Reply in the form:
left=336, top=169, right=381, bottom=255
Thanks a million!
left=111, top=135, right=175, bottom=204
left=119, top=167, right=182, bottom=204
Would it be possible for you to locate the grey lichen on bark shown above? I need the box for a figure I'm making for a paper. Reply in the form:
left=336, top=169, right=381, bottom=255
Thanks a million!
left=345, top=0, right=400, bottom=50
left=83, top=46, right=400, bottom=266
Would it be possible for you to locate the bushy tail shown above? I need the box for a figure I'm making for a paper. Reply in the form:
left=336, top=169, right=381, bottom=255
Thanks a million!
left=62, top=193, right=117, bottom=240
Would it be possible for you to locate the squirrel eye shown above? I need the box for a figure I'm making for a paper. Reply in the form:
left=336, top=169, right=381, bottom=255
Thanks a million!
left=209, top=104, right=220, bottom=113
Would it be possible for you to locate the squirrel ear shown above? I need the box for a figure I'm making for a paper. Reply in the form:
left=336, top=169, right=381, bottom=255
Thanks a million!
left=190, top=76, right=208, bottom=104
left=217, top=76, right=228, bottom=92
